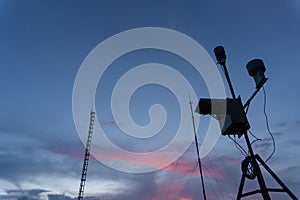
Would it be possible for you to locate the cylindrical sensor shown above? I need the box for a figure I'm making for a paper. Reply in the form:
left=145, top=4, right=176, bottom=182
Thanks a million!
left=214, top=46, right=227, bottom=65
left=246, top=59, right=267, bottom=89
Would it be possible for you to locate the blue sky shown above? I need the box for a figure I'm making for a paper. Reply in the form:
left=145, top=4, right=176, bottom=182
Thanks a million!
left=1, top=0, right=300, bottom=199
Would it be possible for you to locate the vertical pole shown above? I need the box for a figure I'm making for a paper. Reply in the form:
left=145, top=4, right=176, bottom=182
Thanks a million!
left=189, top=98, right=207, bottom=200
left=221, top=64, right=236, bottom=99
left=213, top=46, right=236, bottom=99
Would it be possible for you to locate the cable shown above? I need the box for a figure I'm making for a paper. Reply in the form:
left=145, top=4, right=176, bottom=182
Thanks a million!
left=196, top=128, right=236, bottom=200
left=217, top=152, right=238, bottom=187
left=164, top=159, right=180, bottom=200
left=197, top=126, right=238, bottom=188
left=208, top=178, right=220, bottom=200
left=178, top=162, right=198, bottom=199
left=206, top=155, right=235, bottom=200
left=248, top=130, right=262, bottom=146
left=166, top=99, right=197, bottom=200
left=248, top=130, right=261, bottom=141
left=250, top=139, right=261, bottom=146
left=228, top=135, right=248, bottom=156
left=262, top=87, right=276, bottom=163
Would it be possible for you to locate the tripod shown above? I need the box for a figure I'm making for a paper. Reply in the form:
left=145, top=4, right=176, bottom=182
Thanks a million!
left=236, top=131, right=298, bottom=200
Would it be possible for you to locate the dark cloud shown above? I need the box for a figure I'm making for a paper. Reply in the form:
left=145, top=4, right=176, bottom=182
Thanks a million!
left=0, top=189, right=47, bottom=200
left=274, top=121, right=288, bottom=129
left=278, top=165, right=300, bottom=184
left=295, top=120, right=300, bottom=126
left=273, top=120, right=300, bottom=130
left=285, top=139, right=300, bottom=147
left=47, top=194, right=76, bottom=200
left=100, top=119, right=118, bottom=127
left=0, top=137, right=82, bottom=187
left=272, top=131, right=284, bottom=136
left=118, top=172, right=157, bottom=200
left=0, top=112, right=86, bottom=187
left=253, top=137, right=274, bottom=155
left=48, top=194, right=108, bottom=200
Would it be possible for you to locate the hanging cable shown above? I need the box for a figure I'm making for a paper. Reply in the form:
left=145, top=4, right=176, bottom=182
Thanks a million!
left=228, top=135, right=248, bottom=156
left=179, top=121, right=237, bottom=200
left=248, top=130, right=262, bottom=146
left=209, top=177, right=221, bottom=200
left=164, top=159, right=180, bottom=200
left=197, top=125, right=238, bottom=187
left=178, top=162, right=198, bottom=199
left=197, top=126, right=238, bottom=192
left=248, top=130, right=261, bottom=141
left=195, top=129, right=221, bottom=200
left=206, top=155, right=234, bottom=200
left=165, top=101, right=196, bottom=200
left=262, top=87, right=276, bottom=163
left=217, top=151, right=238, bottom=187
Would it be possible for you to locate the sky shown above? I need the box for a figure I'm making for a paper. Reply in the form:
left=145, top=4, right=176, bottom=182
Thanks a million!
left=1, top=0, right=300, bottom=199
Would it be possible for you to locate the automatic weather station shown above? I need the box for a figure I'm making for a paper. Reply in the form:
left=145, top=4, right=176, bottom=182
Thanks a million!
left=195, top=46, right=298, bottom=200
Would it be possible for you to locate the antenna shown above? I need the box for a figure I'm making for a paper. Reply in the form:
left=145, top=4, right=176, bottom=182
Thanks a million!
left=189, top=95, right=207, bottom=200
left=78, top=110, right=96, bottom=200
left=195, top=46, right=298, bottom=200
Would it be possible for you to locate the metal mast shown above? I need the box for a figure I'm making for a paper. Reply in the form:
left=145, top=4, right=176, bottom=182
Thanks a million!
left=78, top=110, right=95, bottom=200
left=189, top=97, right=207, bottom=200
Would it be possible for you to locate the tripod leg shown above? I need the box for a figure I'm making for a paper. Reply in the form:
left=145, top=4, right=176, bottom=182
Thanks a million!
left=243, top=132, right=271, bottom=199
left=256, top=155, right=298, bottom=200
left=236, top=170, right=246, bottom=200
left=251, top=157, right=271, bottom=200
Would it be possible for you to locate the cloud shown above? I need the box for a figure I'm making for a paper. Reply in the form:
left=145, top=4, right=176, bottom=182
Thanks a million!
left=47, top=194, right=76, bottom=200
left=272, top=131, right=284, bottom=136
left=0, top=189, right=48, bottom=200
left=274, top=121, right=288, bottom=129
left=0, top=113, right=299, bottom=200
left=253, top=137, right=274, bottom=155
left=285, top=139, right=300, bottom=146
left=273, top=119, right=300, bottom=130
left=100, top=119, right=119, bottom=127
left=278, top=165, right=300, bottom=184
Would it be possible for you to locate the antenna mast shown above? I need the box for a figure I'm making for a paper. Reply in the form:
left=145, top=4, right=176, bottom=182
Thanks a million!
left=189, top=96, right=207, bottom=200
left=78, top=110, right=95, bottom=200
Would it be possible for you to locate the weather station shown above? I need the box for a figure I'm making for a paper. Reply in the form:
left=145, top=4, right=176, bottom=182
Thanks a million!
left=195, top=46, right=298, bottom=200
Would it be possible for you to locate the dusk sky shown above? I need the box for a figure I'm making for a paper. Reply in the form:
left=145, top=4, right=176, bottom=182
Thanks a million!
left=1, top=1, right=300, bottom=200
